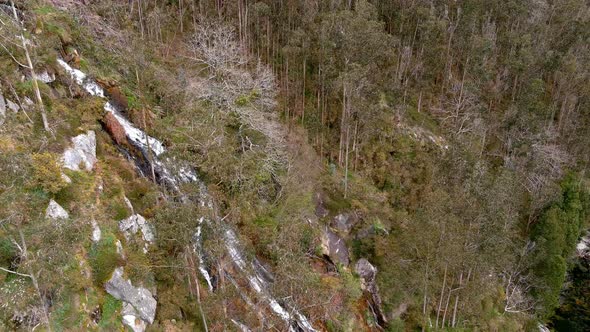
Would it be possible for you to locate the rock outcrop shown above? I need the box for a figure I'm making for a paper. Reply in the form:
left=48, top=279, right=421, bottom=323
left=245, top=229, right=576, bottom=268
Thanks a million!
left=37, top=71, right=56, bottom=84
left=0, top=93, right=5, bottom=125
left=577, top=233, right=590, bottom=258
left=91, top=219, right=101, bottom=242
left=355, top=258, right=387, bottom=327
left=45, top=199, right=69, bottom=220
left=105, top=267, right=156, bottom=326
left=6, top=99, right=19, bottom=112
left=62, top=130, right=97, bottom=171
left=0, top=93, right=20, bottom=124
left=119, top=214, right=154, bottom=253
left=121, top=303, right=148, bottom=332
left=314, top=192, right=329, bottom=218
left=331, top=213, right=357, bottom=235
left=321, top=227, right=349, bottom=266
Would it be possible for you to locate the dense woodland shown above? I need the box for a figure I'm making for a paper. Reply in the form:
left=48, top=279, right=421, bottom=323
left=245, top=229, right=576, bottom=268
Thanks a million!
left=0, top=0, right=590, bottom=331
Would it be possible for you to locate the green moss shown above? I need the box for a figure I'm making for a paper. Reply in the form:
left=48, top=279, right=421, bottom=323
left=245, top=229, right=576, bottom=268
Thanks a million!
left=253, top=215, right=278, bottom=228
left=54, top=169, right=95, bottom=207
left=385, top=319, right=405, bottom=332
left=98, top=294, right=122, bottom=329
left=51, top=295, right=83, bottom=331
left=88, top=233, right=121, bottom=285
left=14, top=80, right=34, bottom=96
left=324, top=193, right=352, bottom=213
left=125, top=179, right=158, bottom=217
left=123, top=87, right=140, bottom=109
left=404, top=104, right=439, bottom=133
left=235, top=89, right=261, bottom=106
left=110, top=200, right=130, bottom=220
left=0, top=238, right=16, bottom=268
left=34, top=5, right=58, bottom=15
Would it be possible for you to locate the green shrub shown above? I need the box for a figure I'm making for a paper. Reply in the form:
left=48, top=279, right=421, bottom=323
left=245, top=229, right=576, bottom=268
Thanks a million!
left=54, top=169, right=94, bottom=206
left=531, top=175, right=590, bottom=318
left=341, top=270, right=363, bottom=304
left=31, top=152, right=67, bottom=194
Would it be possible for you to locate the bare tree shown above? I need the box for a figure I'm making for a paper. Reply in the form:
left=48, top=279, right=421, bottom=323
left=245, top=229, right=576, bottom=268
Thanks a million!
left=500, top=241, right=538, bottom=314
left=186, top=20, right=286, bottom=173
left=189, top=21, right=247, bottom=71
left=0, top=231, right=53, bottom=332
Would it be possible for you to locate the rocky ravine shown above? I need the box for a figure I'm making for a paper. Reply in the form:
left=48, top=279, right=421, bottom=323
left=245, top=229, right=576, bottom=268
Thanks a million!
left=58, top=58, right=317, bottom=332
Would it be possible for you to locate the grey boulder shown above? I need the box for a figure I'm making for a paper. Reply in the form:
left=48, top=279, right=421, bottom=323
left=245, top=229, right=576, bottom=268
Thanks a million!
left=121, top=303, right=148, bottom=332
left=355, top=258, right=387, bottom=326
left=321, top=227, right=349, bottom=266
left=0, top=94, right=5, bottom=125
left=6, top=98, right=19, bottom=112
left=62, top=130, right=97, bottom=171
left=331, top=213, right=357, bottom=234
left=577, top=233, right=590, bottom=258
left=105, top=267, right=156, bottom=324
left=119, top=214, right=155, bottom=253
left=45, top=199, right=69, bottom=220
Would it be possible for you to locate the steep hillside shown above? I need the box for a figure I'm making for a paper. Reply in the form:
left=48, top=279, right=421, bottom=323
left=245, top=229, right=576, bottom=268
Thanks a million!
left=0, top=1, right=589, bottom=332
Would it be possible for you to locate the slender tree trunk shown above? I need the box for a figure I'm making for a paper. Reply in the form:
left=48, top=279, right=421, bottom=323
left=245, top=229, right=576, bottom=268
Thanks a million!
left=339, top=84, right=346, bottom=166
left=238, top=0, right=243, bottom=46
left=18, top=231, right=53, bottom=332
left=511, top=74, right=519, bottom=102
left=285, top=57, right=289, bottom=126
left=457, top=57, right=469, bottom=115
left=422, top=261, right=429, bottom=331
left=441, top=283, right=452, bottom=327
left=137, top=0, right=145, bottom=39
left=320, top=81, right=325, bottom=162
left=344, top=120, right=350, bottom=198
left=302, top=57, right=306, bottom=123
left=185, top=246, right=208, bottom=332
left=12, top=2, right=49, bottom=133
left=142, top=109, right=156, bottom=182
left=136, top=68, right=156, bottom=182
left=179, top=0, right=185, bottom=33
left=451, top=271, right=463, bottom=328
left=417, top=90, right=423, bottom=113
left=353, top=120, right=359, bottom=171
left=266, top=18, right=270, bottom=62
left=436, top=264, right=448, bottom=329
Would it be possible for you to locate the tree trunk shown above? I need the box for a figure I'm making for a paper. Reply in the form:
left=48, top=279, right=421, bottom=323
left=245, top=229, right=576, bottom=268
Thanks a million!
left=441, top=283, right=452, bottom=328
left=12, top=1, right=50, bottom=133
left=185, top=246, right=208, bottom=332
left=344, top=119, right=350, bottom=198
left=451, top=271, right=463, bottom=328
left=422, top=261, right=429, bottom=331
left=137, top=0, right=145, bottom=39
left=435, top=264, right=448, bottom=329
left=302, top=57, right=306, bottom=123
left=339, top=84, right=346, bottom=166
left=18, top=230, right=53, bottom=332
